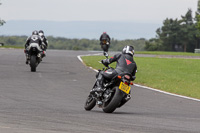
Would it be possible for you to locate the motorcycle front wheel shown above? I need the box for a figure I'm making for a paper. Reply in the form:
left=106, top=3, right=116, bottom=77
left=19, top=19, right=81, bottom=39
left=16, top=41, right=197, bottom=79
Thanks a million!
left=84, top=94, right=96, bottom=111
left=101, top=44, right=109, bottom=52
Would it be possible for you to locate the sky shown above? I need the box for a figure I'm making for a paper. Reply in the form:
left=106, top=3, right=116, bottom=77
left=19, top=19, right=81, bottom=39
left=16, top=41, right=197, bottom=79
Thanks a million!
left=0, top=0, right=198, bottom=24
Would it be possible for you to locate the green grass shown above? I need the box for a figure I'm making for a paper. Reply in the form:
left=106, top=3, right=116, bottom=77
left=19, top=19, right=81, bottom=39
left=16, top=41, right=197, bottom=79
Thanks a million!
left=81, top=55, right=200, bottom=99
left=0, top=46, right=23, bottom=49
left=136, top=51, right=200, bottom=56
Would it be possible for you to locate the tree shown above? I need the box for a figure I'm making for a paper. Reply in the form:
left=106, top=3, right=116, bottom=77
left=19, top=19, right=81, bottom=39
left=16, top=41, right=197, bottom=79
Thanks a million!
left=159, top=18, right=182, bottom=51
left=145, top=9, right=198, bottom=52
left=0, top=19, right=5, bottom=26
left=195, top=0, right=200, bottom=48
left=179, top=9, right=197, bottom=52
left=198, top=0, right=200, bottom=13
left=146, top=18, right=183, bottom=51
left=145, top=38, right=163, bottom=51
left=0, top=1, right=5, bottom=26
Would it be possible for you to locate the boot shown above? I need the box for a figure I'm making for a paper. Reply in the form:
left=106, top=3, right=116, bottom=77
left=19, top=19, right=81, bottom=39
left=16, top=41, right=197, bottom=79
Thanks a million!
left=95, top=73, right=105, bottom=93
left=97, top=100, right=103, bottom=107
left=25, top=54, right=29, bottom=65
left=91, top=73, right=104, bottom=94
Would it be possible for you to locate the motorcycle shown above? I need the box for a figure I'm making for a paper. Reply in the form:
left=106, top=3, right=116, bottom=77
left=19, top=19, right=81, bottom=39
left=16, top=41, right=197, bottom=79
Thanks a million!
left=84, top=57, right=135, bottom=113
left=101, top=39, right=110, bottom=58
left=25, top=43, right=43, bottom=72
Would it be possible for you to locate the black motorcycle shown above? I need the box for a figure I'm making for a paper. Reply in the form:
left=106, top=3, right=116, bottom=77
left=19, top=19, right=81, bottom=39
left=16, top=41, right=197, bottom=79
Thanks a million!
left=101, top=39, right=109, bottom=58
left=84, top=61, right=135, bottom=113
left=27, top=43, right=42, bottom=72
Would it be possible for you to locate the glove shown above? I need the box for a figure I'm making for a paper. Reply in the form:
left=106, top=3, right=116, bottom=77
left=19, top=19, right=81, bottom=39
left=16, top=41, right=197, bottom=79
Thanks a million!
left=25, top=44, right=29, bottom=49
left=101, top=59, right=109, bottom=67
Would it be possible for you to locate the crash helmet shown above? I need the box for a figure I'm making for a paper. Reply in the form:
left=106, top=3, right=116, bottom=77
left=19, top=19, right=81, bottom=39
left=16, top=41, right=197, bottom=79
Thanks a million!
left=39, top=32, right=44, bottom=38
left=122, top=45, right=135, bottom=56
left=32, top=30, right=39, bottom=35
left=39, top=30, right=44, bottom=34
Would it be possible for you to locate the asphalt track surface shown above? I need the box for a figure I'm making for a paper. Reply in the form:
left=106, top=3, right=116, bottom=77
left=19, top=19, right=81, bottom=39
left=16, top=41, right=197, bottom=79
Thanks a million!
left=0, top=49, right=200, bottom=133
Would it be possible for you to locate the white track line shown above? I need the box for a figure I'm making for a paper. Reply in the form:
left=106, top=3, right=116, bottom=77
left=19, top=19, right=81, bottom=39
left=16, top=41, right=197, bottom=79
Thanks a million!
left=77, top=54, right=200, bottom=102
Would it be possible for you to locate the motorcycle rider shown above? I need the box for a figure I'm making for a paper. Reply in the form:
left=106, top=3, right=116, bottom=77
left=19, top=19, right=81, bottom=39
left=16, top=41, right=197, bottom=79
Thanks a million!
left=92, top=45, right=137, bottom=105
left=38, top=30, right=48, bottom=51
left=38, top=30, right=48, bottom=57
left=24, top=30, right=43, bottom=64
left=99, top=32, right=111, bottom=57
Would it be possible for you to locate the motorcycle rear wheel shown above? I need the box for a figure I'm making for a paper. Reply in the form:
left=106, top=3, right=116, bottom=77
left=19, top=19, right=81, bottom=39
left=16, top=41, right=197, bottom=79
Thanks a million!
left=84, top=94, right=96, bottom=111
left=102, top=87, right=123, bottom=113
left=30, top=55, right=37, bottom=72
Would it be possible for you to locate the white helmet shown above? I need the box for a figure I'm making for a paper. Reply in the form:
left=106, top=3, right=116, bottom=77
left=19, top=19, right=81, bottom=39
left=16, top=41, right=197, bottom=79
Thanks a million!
left=122, top=46, right=135, bottom=56
left=39, top=32, right=44, bottom=40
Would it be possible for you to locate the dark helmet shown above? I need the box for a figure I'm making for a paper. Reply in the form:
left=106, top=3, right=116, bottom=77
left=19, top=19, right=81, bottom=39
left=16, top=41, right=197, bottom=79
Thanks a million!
left=122, top=45, right=135, bottom=56
left=39, top=30, right=44, bottom=34
left=32, top=30, right=38, bottom=35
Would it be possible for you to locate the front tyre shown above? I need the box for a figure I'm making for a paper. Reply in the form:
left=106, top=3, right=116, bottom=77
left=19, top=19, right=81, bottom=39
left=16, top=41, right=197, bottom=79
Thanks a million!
left=30, top=55, right=37, bottom=72
left=102, top=87, right=123, bottom=113
left=101, top=44, right=109, bottom=52
left=84, top=94, right=96, bottom=111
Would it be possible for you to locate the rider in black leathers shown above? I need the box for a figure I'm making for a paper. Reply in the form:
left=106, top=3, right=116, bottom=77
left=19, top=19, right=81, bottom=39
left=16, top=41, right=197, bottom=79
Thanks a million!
left=24, top=30, right=42, bottom=64
left=38, top=30, right=48, bottom=50
left=99, top=32, right=111, bottom=57
left=93, top=45, right=137, bottom=105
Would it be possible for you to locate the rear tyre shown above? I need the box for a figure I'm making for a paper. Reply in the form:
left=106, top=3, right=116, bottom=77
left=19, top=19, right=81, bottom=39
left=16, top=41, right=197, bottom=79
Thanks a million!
left=84, top=94, right=96, bottom=111
left=30, top=55, right=36, bottom=72
left=102, top=87, right=123, bottom=113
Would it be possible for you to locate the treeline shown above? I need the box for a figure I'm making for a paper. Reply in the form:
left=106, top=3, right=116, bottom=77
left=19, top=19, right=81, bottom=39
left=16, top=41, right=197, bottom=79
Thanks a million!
left=0, top=35, right=146, bottom=51
left=145, top=9, right=200, bottom=52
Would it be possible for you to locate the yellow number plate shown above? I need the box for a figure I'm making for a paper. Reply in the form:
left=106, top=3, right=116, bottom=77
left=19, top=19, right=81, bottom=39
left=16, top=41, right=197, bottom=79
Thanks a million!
left=119, top=82, right=131, bottom=94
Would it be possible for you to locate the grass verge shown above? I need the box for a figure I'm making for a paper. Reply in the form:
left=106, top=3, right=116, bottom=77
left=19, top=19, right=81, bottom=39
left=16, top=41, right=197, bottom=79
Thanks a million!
left=81, top=55, right=200, bottom=99
left=136, top=51, right=200, bottom=56
left=0, top=46, right=23, bottom=49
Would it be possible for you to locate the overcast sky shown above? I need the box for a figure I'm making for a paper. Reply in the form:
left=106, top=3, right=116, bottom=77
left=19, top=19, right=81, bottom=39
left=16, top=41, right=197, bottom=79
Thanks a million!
left=0, top=0, right=198, bottom=24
